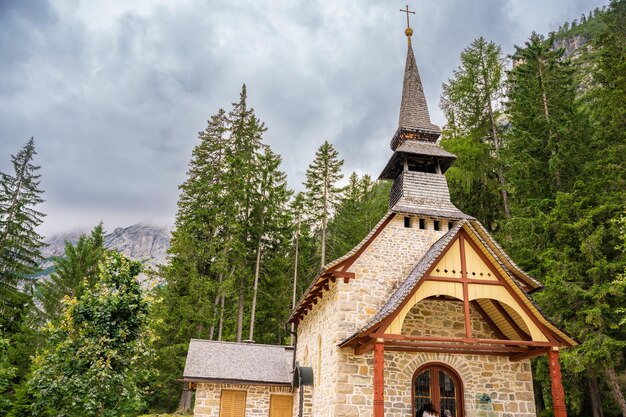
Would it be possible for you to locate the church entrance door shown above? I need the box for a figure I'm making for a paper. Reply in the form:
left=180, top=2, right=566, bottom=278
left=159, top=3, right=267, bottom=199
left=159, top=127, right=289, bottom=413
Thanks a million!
left=413, top=363, right=463, bottom=417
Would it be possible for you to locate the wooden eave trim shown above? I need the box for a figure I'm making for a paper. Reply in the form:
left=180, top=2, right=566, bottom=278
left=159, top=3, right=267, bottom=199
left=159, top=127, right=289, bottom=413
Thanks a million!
left=180, top=377, right=292, bottom=387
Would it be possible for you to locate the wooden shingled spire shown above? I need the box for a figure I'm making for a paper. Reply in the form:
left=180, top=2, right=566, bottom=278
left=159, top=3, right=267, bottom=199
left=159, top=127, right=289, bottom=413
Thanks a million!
left=391, top=8, right=441, bottom=149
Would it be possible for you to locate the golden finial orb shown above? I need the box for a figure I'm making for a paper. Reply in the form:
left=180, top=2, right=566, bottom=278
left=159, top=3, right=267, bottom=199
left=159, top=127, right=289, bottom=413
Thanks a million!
left=405, top=27, right=413, bottom=37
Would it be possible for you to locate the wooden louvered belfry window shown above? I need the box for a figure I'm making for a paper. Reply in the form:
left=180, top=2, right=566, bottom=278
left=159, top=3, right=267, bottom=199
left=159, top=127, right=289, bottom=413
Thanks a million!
left=219, top=390, right=247, bottom=417
left=413, top=363, right=464, bottom=417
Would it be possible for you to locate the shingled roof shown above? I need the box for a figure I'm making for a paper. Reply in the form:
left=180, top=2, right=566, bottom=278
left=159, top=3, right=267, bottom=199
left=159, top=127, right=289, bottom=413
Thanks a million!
left=398, top=42, right=441, bottom=136
left=183, top=340, right=294, bottom=385
left=389, top=171, right=474, bottom=220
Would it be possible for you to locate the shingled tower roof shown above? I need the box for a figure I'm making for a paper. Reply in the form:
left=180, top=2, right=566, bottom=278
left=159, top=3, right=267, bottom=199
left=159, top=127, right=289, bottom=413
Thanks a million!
left=391, top=28, right=441, bottom=150
left=398, top=42, right=441, bottom=137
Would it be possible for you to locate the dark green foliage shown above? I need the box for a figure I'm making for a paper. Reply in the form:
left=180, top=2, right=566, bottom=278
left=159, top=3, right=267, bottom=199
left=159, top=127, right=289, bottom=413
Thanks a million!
left=501, top=4, right=626, bottom=415
left=0, top=335, right=17, bottom=415
left=326, top=173, right=389, bottom=262
left=28, top=252, right=153, bottom=417
left=504, top=33, right=583, bottom=209
left=289, top=193, right=319, bottom=305
left=440, top=37, right=510, bottom=230
left=36, top=223, right=105, bottom=322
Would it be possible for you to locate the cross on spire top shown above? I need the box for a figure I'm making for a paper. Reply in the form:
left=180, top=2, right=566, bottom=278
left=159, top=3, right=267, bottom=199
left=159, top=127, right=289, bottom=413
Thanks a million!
left=399, top=4, right=415, bottom=29
left=399, top=5, right=415, bottom=44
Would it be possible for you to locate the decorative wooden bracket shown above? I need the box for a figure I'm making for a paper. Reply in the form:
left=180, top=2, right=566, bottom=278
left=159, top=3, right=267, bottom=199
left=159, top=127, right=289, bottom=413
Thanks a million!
left=331, top=270, right=356, bottom=283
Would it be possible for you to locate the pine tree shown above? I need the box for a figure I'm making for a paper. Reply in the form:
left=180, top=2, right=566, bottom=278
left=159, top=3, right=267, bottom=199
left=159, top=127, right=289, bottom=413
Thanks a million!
left=440, top=37, right=510, bottom=229
left=0, top=138, right=45, bottom=320
left=36, top=223, right=105, bottom=322
left=303, top=141, right=344, bottom=266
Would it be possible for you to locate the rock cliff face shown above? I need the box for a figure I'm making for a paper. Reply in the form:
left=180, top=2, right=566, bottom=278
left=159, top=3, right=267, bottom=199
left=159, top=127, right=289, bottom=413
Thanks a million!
left=41, top=224, right=171, bottom=285
left=553, top=34, right=589, bottom=59
left=103, top=224, right=170, bottom=267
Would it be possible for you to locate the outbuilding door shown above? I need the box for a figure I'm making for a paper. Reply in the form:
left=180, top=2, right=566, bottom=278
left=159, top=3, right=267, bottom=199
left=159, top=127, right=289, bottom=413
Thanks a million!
left=269, top=394, right=293, bottom=417
left=413, top=363, right=463, bottom=417
left=219, top=390, right=246, bottom=417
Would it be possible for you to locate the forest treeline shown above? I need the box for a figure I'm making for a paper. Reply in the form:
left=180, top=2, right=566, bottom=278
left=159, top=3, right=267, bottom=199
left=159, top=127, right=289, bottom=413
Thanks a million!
left=0, top=1, right=624, bottom=416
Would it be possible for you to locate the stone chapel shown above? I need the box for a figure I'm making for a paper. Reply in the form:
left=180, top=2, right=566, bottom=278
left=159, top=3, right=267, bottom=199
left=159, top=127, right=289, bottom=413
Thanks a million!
left=183, top=14, right=577, bottom=417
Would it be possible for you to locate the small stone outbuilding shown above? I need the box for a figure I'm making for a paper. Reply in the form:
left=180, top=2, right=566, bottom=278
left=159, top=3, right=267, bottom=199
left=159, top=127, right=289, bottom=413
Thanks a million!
left=184, top=16, right=576, bottom=417
left=183, top=340, right=295, bottom=417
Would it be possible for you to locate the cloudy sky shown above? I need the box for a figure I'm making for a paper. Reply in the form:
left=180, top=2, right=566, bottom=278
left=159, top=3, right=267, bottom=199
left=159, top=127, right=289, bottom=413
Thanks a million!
left=0, top=0, right=608, bottom=236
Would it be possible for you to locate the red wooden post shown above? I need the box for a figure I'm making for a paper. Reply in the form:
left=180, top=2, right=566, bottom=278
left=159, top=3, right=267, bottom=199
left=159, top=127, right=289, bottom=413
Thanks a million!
left=548, top=349, right=567, bottom=417
left=374, top=340, right=385, bottom=417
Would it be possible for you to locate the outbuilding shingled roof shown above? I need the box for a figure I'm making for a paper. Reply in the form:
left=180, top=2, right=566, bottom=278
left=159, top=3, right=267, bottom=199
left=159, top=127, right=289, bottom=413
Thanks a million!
left=183, top=339, right=293, bottom=385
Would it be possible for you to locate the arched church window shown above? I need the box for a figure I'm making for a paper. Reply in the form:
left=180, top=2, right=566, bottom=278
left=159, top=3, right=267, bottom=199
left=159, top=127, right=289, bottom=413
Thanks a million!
left=413, top=363, right=463, bottom=417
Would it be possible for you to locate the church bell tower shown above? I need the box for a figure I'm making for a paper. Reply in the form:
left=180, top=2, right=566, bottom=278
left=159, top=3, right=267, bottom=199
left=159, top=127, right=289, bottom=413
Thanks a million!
left=379, top=13, right=471, bottom=221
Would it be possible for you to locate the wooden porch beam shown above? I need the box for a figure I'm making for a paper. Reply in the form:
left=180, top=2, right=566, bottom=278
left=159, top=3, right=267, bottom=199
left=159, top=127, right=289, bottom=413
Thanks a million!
left=384, top=340, right=531, bottom=353
left=509, top=347, right=550, bottom=362
left=385, top=346, right=513, bottom=356
left=355, top=339, right=376, bottom=355
left=427, top=276, right=504, bottom=286
left=374, top=333, right=557, bottom=347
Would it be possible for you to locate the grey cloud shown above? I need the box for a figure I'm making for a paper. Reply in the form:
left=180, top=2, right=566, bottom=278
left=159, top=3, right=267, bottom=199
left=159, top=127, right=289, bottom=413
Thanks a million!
left=0, top=0, right=608, bottom=236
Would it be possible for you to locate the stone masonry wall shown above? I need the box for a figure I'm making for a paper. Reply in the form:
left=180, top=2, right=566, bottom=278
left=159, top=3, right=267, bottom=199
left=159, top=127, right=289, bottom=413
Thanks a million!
left=338, top=214, right=445, bottom=340
left=295, top=281, right=341, bottom=417
left=193, top=383, right=292, bottom=417
left=335, top=349, right=535, bottom=417
left=401, top=299, right=500, bottom=340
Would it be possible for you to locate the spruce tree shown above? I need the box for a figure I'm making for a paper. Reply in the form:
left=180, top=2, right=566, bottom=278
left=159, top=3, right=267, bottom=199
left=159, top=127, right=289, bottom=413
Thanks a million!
left=152, top=106, right=233, bottom=411
left=151, top=85, right=292, bottom=411
left=505, top=33, right=582, bottom=207
left=303, top=141, right=344, bottom=266
left=0, top=138, right=45, bottom=321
